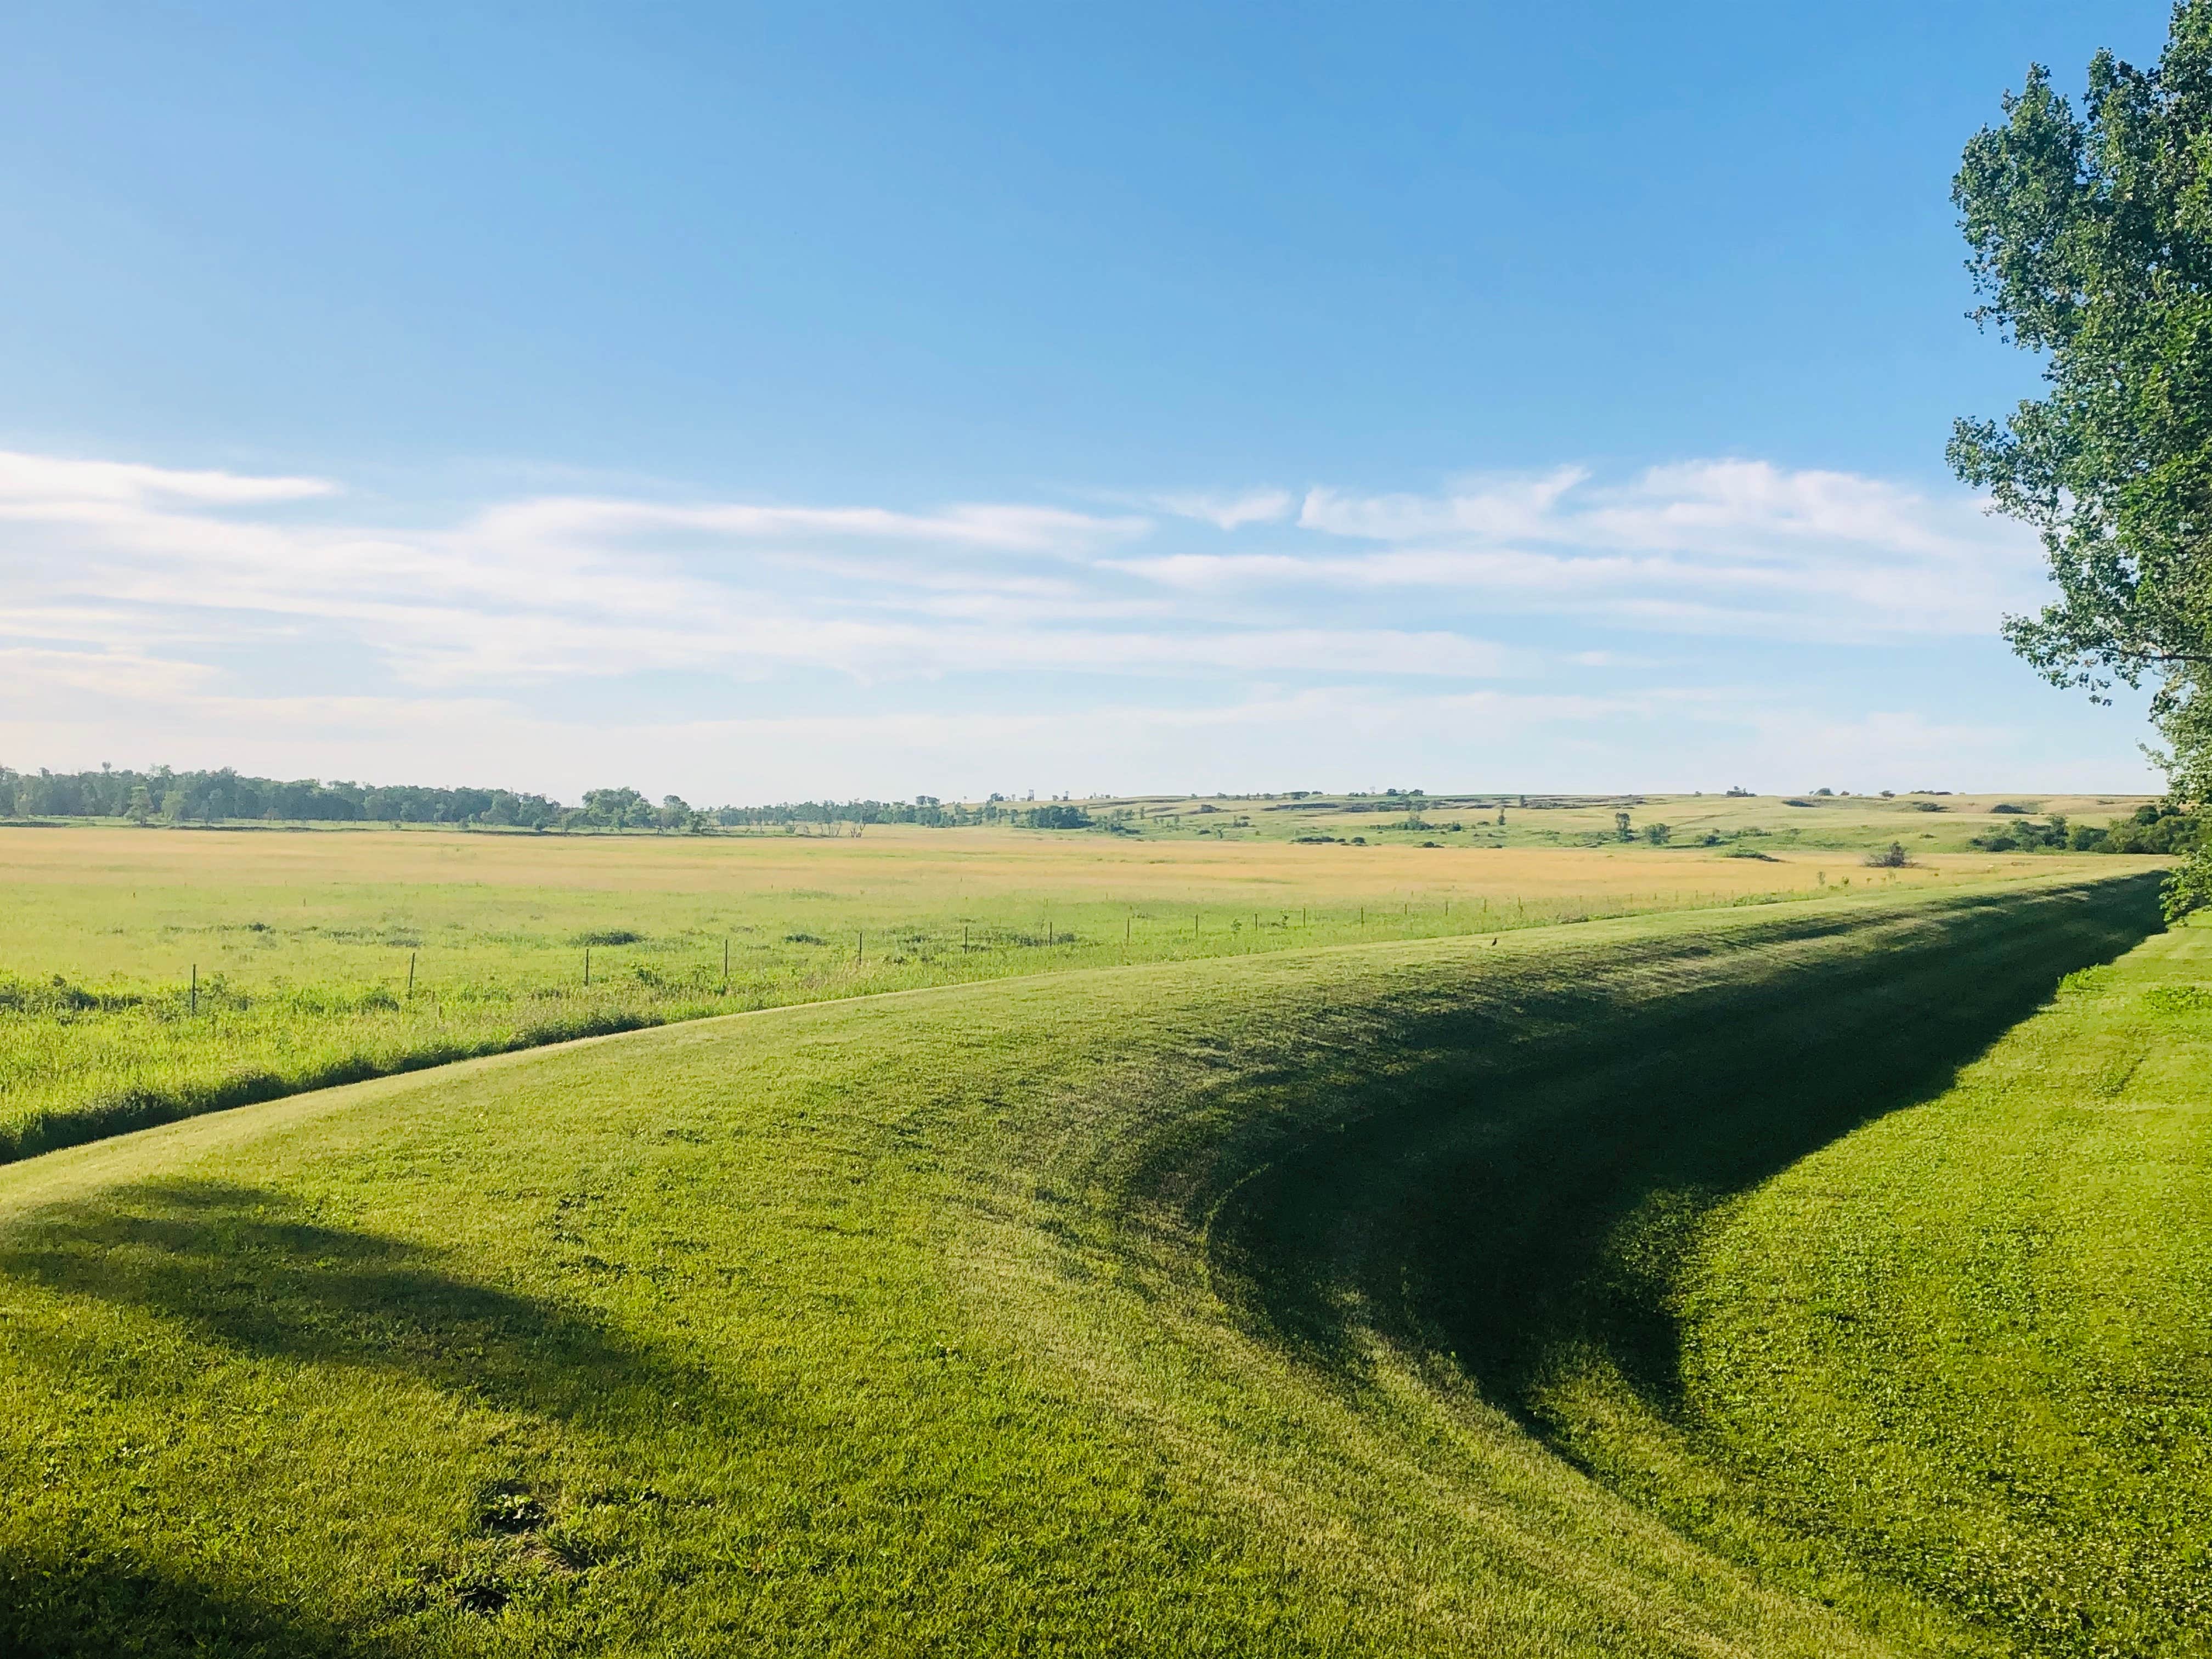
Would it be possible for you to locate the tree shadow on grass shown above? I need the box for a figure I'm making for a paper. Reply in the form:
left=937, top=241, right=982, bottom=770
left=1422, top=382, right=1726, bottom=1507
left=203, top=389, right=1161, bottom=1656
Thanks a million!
left=1, top=1544, right=380, bottom=1659
left=0, top=1182, right=774, bottom=1654
left=1198, top=874, right=2168, bottom=1428
left=0, top=1178, right=754, bottom=1434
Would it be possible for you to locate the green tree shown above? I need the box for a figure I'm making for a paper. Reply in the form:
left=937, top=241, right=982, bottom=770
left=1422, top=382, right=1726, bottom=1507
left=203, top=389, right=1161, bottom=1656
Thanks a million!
left=1951, top=2, right=2212, bottom=912
left=582, top=787, right=650, bottom=830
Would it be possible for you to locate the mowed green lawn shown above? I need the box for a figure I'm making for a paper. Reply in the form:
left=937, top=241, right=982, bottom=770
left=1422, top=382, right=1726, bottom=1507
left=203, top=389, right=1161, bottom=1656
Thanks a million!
left=0, top=869, right=2200, bottom=1656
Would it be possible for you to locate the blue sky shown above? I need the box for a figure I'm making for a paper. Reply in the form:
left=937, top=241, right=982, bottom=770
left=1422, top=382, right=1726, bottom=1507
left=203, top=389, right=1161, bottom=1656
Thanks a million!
left=0, top=2, right=2174, bottom=801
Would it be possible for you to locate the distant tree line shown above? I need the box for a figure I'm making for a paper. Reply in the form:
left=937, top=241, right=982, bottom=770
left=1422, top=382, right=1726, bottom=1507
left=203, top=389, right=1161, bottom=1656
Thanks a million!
left=0, top=766, right=566, bottom=828
left=0, top=768, right=1119, bottom=833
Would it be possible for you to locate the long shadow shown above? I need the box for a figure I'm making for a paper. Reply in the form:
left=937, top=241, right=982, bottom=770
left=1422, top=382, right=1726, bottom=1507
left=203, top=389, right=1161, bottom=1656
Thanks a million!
left=1, top=1545, right=380, bottom=1659
left=0, top=1181, right=774, bottom=1653
left=0, top=1179, right=753, bottom=1435
left=1195, top=874, right=2166, bottom=1427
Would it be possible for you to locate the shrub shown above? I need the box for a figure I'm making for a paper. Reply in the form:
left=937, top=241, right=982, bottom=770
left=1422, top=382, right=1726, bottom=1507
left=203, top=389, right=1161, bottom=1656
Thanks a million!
left=1971, top=815, right=2069, bottom=853
left=1864, top=842, right=1912, bottom=868
left=2098, top=805, right=2203, bottom=855
left=572, top=928, right=643, bottom=946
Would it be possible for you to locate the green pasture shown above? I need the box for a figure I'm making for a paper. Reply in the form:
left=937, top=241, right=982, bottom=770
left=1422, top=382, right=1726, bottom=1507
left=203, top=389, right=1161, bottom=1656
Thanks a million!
left=1101, top=788, right=2154, bottom=854
left=2, top=867, right=2199, bottom=1656
left=1, top=823, right=2044, bottom=1163
left=10, top=785, right=2155, bottom=858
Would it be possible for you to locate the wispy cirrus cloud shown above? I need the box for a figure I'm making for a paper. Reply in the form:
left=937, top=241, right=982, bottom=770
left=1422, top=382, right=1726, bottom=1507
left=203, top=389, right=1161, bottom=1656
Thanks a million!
left=469, top=494, right=1150, bottom=554
left=1146, top=488, right=1296, bottom=530
left=1296, top=467, right=1589, bottom=541
left=1110, top=459, right=2045, bottom=640
left=0, top=449, right=1525, bottom=692
left=0, top=450, right=335, bottom=508
left=0, top=445, right=2091, bottom=795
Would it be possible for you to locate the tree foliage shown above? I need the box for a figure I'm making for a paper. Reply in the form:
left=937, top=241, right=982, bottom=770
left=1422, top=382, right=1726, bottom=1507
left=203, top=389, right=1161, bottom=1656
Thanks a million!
left=1952, top=2, right=2212, bottom=911
left=0, top=765, right=1113, bottom=837
left=0, top=765, right=566, bottom=828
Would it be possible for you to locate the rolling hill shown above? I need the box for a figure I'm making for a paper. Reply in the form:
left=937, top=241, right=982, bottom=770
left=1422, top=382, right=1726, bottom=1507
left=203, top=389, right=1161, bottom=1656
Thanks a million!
left=2, top=870, right=2197, bottom=1657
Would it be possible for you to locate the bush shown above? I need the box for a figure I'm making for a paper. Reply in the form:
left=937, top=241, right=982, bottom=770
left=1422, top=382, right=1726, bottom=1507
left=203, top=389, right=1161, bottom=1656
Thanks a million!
left=1970, top=815, right=2069, bottom=853
left=1029, top=805, right=1093, bottom=830
left=2098, top=805, right=2203, bottom=855
left=1864, top=842, right=1912, bottom=868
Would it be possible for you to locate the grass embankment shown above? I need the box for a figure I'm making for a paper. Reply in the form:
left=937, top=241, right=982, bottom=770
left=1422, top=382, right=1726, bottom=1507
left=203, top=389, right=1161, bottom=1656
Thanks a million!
left=1, top=869, right=2189, bottom=1656
left=0, top=826, right=2057, bottom=1163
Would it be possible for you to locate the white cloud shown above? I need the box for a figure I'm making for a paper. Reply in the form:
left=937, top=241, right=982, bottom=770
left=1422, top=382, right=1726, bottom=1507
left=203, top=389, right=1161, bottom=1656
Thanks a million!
left=1114, top=459, right=2046, bottom=642
left=0, top=445, right=2121, bottom=794
left=0, top=452, right=1532, bottom=693
left=0, top=450, right=335, bottom=507
left=1148, top=488, right=1295, bottom=530
left=1297, top=467, right=1588, bottom=540
left=470, top=495, right=1149, bottom=554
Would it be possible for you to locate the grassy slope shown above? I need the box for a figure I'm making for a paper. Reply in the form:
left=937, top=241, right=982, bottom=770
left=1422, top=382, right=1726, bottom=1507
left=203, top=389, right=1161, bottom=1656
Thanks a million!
left=4, top=825, right=2051, bottom=1163
left=0, top=871, right=2186, bottom=1656
left=1594, top=925, right=2212, bottom=1656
